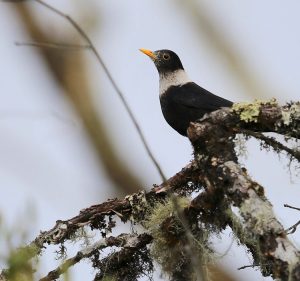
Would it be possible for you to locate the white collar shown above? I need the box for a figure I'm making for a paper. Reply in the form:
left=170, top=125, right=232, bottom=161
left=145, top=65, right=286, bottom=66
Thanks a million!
left=159, top=69, right=191, bottom=96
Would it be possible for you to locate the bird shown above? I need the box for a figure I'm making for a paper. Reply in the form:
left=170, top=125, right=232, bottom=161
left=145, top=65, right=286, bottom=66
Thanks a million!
left=139, top=49, right=233, bottom=136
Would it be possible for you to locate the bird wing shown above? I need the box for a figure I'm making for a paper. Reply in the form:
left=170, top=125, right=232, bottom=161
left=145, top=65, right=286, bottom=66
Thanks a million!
left=171, top=82, right=233, bottom=112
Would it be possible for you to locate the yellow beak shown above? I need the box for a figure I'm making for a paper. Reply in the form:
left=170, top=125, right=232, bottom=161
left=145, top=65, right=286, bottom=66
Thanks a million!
left=139, top=48, right=156, bottom=60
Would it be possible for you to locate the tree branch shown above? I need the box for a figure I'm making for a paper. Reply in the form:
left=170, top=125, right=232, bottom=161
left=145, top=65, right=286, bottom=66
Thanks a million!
left=285, top=221, right=300, bottom=235
left=39, top=233, right=152, bottom=281
left=3, top=100, right=300, bottom=279
left=284, top=204, right=300, bottom=212
left=237, top=264, right=259, bottom=270
left=187, top=101, right=300, bottom=280
left=284, top=204, right=300, bottom=234
left=239, top=129, right=300, bottom=162
left=188, top=101, right=300, bottom=141
left=1, top=162, right=201, bottom=270
left=15, top=41, right=91, bottom=50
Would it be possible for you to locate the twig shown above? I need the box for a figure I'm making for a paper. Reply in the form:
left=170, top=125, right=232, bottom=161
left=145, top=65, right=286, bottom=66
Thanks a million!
left=283, top=204, right=300, bottom=234
left=30, top=0, right=166, bottom=181
left=15, top=41, right=90, bottom=50
left=285, top=220, right=300, bottom=235
left=239, top=129, right=300, bottom=162
left=237, top=264, right=259, bottom=270
left=284, top=204, right=300, bottom=212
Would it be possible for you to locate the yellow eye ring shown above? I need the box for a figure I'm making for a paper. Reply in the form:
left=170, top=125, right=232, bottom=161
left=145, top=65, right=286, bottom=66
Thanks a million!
left=163, top=53, right=170, bottom=60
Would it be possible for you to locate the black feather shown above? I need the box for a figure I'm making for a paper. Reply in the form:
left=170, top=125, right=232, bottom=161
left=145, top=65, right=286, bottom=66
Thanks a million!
left=160, top=82, right=233, bottom=136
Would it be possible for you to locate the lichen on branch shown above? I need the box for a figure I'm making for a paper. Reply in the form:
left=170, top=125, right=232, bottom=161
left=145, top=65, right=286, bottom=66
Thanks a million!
left=2, top=101, right=300, bottom=281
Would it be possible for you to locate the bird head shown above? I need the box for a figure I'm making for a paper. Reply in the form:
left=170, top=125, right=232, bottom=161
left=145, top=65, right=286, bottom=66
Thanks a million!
left=139, top=49, right=184, bottom=74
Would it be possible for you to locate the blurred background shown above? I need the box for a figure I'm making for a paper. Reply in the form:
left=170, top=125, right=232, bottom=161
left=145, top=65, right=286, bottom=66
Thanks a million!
left=0, top=0, right=300, bottom=280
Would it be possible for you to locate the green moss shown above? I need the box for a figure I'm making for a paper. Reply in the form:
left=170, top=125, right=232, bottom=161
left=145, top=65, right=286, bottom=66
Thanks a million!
left=232, top=99, right=278, bottom=123
left=144, top=197, right=190, bottom=262
left=144, top=197, right=213, bottom=279
left=145, top=197, right=190, bottom=229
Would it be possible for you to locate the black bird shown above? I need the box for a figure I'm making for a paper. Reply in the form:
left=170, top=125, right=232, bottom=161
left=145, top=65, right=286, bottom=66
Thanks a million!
left=140, top=49, right=233, bottom=136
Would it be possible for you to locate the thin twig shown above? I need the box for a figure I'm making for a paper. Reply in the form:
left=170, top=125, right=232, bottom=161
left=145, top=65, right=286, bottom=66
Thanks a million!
left=237, top=264, right=259, bottom=270
left=285, top=220, right=300, bottom=235
left=283, top=204, right=300, bottom=234
left=15, top=41, right=90, bottom=50
left=31, top=0, right=166, bottom=181
left=239, top=129, right=300, bottom=162
left=284, top=204, right=300, bottom=212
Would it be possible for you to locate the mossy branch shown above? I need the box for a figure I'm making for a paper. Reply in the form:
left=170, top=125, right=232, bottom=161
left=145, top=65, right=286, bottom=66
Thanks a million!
left=2, top=101, right=300, bottom=280
left=239, top=129, right=300, bottom=162
left=0, top=163, right=203, bottom=281
left=234, top=100, right=300, bottom=138
left=40, top=234, right=153, bottom=281
left=188, top=100, right=300, bottom=280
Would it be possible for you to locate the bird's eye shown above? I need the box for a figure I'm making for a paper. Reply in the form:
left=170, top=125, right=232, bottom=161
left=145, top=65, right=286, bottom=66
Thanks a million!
left=163, top=53, right=170, bottom=60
